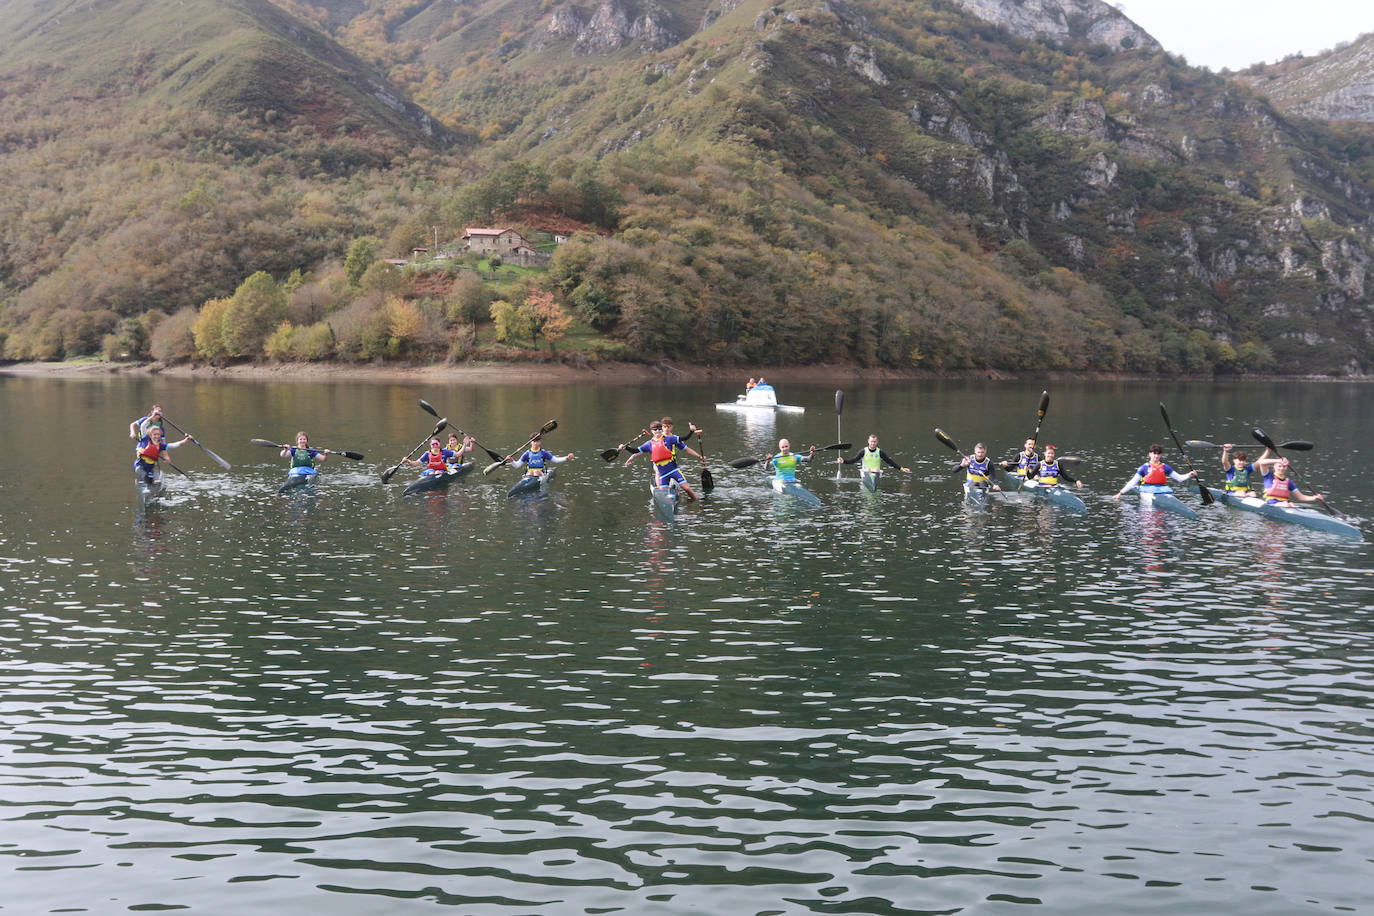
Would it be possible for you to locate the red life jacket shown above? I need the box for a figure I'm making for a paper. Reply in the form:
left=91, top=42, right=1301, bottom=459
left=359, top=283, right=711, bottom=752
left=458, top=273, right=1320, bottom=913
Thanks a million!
left=1141, top=462, right=1169, bottom=486
left=650, top=439, right=674, bottom=464
left=424, top=450, right=447, bottom=471
left=137, top=441, right=163, bottom=466
left=1265, top=475, right=1294, bottom=501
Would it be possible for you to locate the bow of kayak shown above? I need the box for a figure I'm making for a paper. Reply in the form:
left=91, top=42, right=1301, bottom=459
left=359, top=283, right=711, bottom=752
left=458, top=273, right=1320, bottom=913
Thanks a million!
left=402, top=462, right=474, bottom=496
left=508, top=467, right=555, bottom=498
left=770, top=477, right=821, bottom=507
left=1138, top=485, right=1197, bottom=520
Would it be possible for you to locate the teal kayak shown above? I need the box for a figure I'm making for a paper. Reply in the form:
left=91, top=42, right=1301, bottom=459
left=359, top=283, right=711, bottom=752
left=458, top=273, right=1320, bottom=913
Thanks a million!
left=651, top=481, right=679, bottom=522
left=1202, top=485, right=1361, bottom=539
left=402, top=461, right=473, bottom=496
left=508, top=467, right=555, bottom=498
left=279, top=467, right=316, bottom=495
left=1137, top=484, right=1197, bottom=520
left=861, top=469, right=881, bottom=493
left=1021, top=480, right=1086, bottom=513
left=770, top=477, right=821, bottom=507
left=963, top=479, right=990, bottom=508
left=136, top=469, right=164, bottom=507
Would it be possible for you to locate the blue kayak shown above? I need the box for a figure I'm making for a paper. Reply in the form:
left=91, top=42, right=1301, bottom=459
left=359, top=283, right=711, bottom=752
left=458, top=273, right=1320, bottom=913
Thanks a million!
left=508, top=467, right=555, bottom=498
left=403, top=462, right=473, bottom=496
left=279, top=466, right=316, bottom=495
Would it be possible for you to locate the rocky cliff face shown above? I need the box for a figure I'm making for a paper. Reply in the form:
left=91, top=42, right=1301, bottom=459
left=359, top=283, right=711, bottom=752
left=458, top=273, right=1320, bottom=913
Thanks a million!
left=546, top=0, right=684, bottom=53
left=1243, top=33, right=1374, bottom=123
left=949, top=0, right=1157, bottom=51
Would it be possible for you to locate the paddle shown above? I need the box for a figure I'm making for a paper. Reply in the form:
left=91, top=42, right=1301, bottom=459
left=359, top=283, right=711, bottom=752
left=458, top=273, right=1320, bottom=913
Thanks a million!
left=162, top=416, right=231, bottom=470
left=1252, top=427, right=1352, bottom=520
left=698, top=427, right=714, bottom=492
left=250, top=439, right=365, bottom=460
left=600, top=429, right=648, bottom=462
left=935, top=428, right=974, bottom=477
left=1186, top=438, right=1313, bottom=451
left=1030, top=389, right=1049, bottom=443
left=834, top=390, right=844, bottom=479
left=418, top=399, right=506, bottom=464
left=485, top=419, right=559, bottom=474
left=728, top=443, right=852, bottom=469
left=381, top=418, right=448, bottom=483
left=1159, top=402, right=1213, bottom=506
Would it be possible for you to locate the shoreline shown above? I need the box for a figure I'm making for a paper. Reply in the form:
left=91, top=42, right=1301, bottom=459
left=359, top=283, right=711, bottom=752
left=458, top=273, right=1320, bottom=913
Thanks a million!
left=0, top=359, right=1360, bottom=384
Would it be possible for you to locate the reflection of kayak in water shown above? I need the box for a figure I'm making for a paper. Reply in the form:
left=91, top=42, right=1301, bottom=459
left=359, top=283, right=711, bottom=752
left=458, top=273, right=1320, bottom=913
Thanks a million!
left=279, top=466, right=317, bottom=495
left=508, top=467, right=555, bottom=498
left=402, top=462, right=473, bottom=496
left=715, top=383, right=804, bottom=412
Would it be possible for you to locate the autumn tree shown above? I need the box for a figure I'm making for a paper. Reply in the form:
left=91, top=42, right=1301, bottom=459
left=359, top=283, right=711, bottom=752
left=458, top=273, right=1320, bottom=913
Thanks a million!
left=526, top=289, right=573, bottom=354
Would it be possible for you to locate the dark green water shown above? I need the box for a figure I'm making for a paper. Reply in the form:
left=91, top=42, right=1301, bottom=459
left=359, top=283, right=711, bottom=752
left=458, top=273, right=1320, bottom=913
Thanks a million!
left=2, top=373, right=1371, bottom=914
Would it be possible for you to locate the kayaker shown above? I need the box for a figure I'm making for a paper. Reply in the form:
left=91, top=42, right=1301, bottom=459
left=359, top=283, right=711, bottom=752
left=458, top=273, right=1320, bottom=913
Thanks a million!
left=281, top=431, right=329, bottom=479
left=625, top=419, right=703, bottom=500
left=1033, top=444, right=1083, bottom=489
left=129, top=404, right=166, bottom=443
left=444, top=432, right=474, bottom=465
left=133, top=425, right=190, bottom=484
left=405, top=438, right=462, bottom=476
left=1253, top=453, right=1324, bottom=505
left=1001, top=437, right=1040, bottom=483
left=512, top=432, right=573, bottom=479
left=1112, top=444, right=1196, bottom=500
left=1220, top=445, right=1258, bottom=496
left=766, top=439, right=816, bottom=482
left=956, top=441, right=999, bottom=491
left=836, top=434, right=911, bottom=474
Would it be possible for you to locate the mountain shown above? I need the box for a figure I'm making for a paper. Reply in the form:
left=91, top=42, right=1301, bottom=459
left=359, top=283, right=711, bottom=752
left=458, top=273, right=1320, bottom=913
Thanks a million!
left=1240, top=32, right=1374, bottom=123
left=3, top=0, right=1374, bottom=375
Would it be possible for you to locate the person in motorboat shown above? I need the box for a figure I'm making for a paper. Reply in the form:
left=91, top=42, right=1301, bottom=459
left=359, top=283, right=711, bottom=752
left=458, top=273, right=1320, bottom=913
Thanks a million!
left=512, top=432, right=573, bottom=480
left=836, top=434, right=911, bottom=475
left=129, top=403, right=166, bottom=444
left=1001, top=437, right=1041, bottom=484
left=1253, top=453, right=1323, bottom=506
left=282, top=431, right=328, bottom=482
left=745, top=377, right=757, bottom=390
left=767, top=439, right=815, bottom=482
left=134, top=425, right=190, bottom=485
left=1032, top=444, right=1083, bottom=490
left=1112, top=443, right=1196, bottom=500
left=956, top=441, right=999, bottom=492
left=1219, top=445, right=1258, bottom=496
left=625, top=418, right=703, bottom=500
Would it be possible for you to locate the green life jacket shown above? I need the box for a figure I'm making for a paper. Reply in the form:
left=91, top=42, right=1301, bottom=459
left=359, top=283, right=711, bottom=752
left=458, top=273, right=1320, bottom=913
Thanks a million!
left=289, top=447, right=316, bottom=469
left=861, top=447, right=882, bottom=473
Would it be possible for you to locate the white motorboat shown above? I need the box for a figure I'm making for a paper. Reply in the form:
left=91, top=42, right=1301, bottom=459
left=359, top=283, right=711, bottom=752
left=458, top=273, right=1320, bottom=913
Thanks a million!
left=715, top=383, right=804, bottom=412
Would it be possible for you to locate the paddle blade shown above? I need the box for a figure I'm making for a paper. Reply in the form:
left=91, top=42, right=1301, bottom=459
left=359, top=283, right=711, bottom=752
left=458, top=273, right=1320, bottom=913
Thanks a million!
left=1198, top=483, right=1214, bottom=506
left=250, top=438, right=282, bottom=449
left=934, top=428, right=960, bottom=453
left=338, top=450, right=365, bottom=460
left=483, top=459, right=508, bottom=475
left=198, top=444, right=232, bottom=470
left=600, top=447, right=621, bottom=462
left=729, top=457, right=761, bottom=469
left=821, top=442, right=852, bottom=451
left=701, top=466, right=714, bottom=492
left=381, top=465, right=401, bottom=483
left=540, top=419, right=558, bottom=435
left=1277, top=440, right=1314, bottom=451
left=1251, top=427, right=1278, bottom=450
left=480, top=445, right=506, bottom=463
left=418, top=399, right=440, bottom=419
left=835, top=390, right=844, bottom=415
left=1158, top=401, right=1173, bottom=431
left=1184, top=440, right=1220, bottom=449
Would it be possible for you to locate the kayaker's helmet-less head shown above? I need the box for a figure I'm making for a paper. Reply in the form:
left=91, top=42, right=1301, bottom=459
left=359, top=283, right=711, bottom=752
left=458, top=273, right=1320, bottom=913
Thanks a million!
left=530, top=434, right=542, bottom=443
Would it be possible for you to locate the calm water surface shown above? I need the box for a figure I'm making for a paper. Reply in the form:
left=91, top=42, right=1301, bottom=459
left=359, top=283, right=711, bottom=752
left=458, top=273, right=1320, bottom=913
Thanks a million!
left=1, top=374, right=1371, bottom=914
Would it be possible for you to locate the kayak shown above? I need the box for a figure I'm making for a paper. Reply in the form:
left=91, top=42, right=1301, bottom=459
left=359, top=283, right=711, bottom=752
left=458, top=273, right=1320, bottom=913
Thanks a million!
left=1137, top=484, right=1197, bottom=520
left=1202, top=485, right=1361, bottom=539
left=1021, top=479, right=1086, bottom=513
left=770, top=476, right=821, bottom=507
left=508, top=467, right=555, bottom=498
left=135, top=469, right=164, bottom=506
left=651, top=480, right=679, bottom=522
left=861, top=469, right=881, bottom=493
left=402, top=462, right=473, bottom=496
left=963, top=479, right=990, bottom=508
left=279, top=466, right=316, bottom=495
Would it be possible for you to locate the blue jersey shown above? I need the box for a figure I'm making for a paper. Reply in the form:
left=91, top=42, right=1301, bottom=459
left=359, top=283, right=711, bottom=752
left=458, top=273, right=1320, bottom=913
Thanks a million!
left=520, top=448, right=555, bottom=470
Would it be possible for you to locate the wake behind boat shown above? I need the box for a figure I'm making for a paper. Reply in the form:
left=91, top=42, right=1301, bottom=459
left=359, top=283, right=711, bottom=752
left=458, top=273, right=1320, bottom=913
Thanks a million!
left=716, top=383, right=804, bottom=413
left=1201, top=485, right=1361, bottom=539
